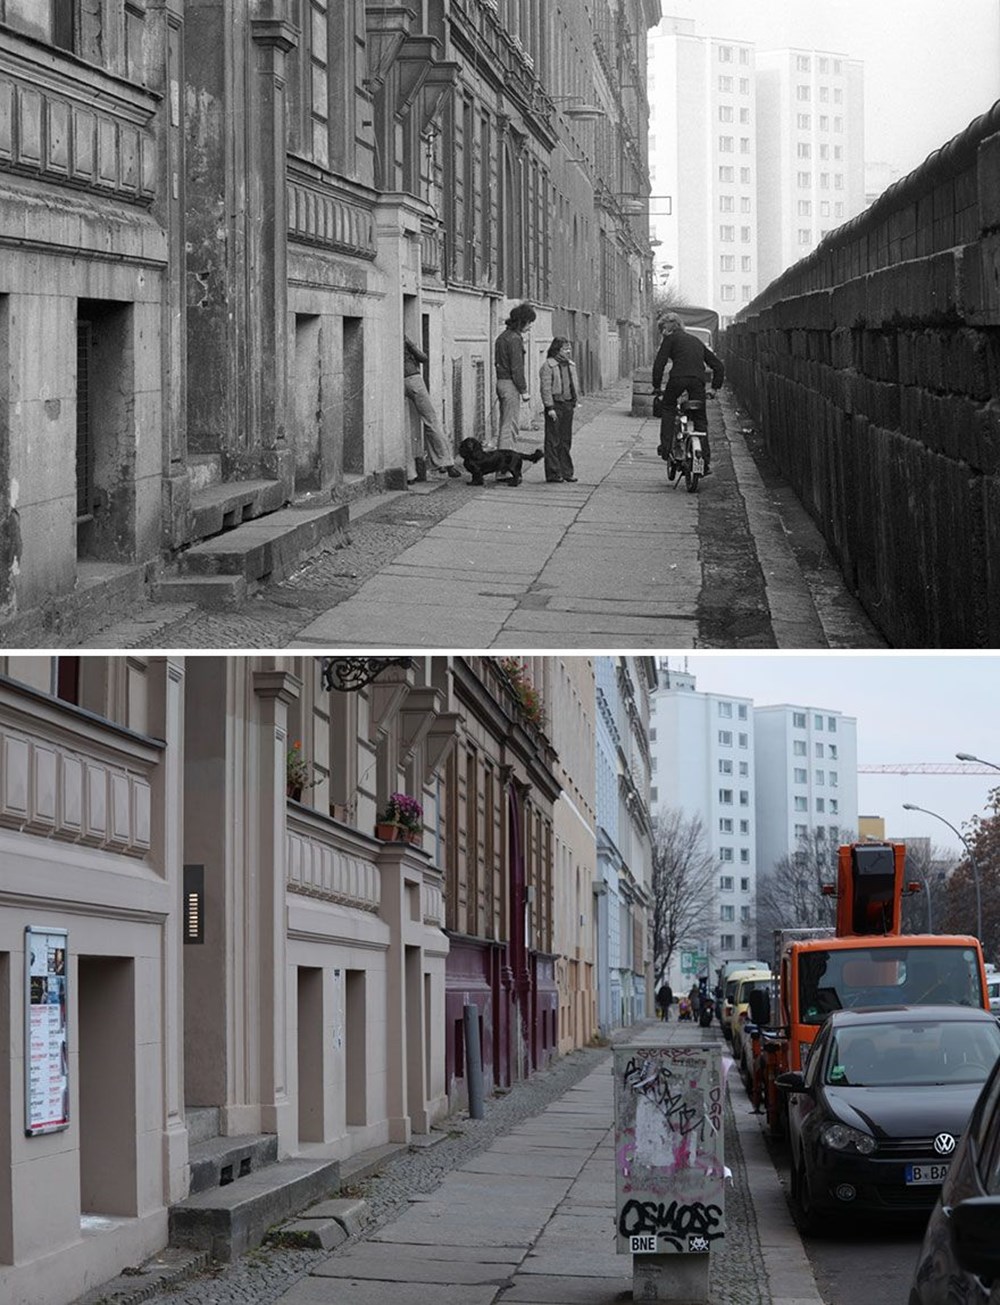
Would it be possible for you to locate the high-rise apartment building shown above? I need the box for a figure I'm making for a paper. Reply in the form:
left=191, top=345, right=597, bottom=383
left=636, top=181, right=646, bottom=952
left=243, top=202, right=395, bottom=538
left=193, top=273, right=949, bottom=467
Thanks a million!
left=648, top=22, right=865, bottom=321
left=753, top=704, right=859, bottom=885
left=756, top=49, right=866, bottom=287
left=648, top=18, right=759, bottom=326
left=650, top=664, right=758, bottom=981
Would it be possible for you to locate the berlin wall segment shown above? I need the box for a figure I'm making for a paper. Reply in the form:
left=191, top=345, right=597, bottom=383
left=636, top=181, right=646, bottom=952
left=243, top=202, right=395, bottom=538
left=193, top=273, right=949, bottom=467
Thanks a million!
left=724, top=101, right=1000, bottom=648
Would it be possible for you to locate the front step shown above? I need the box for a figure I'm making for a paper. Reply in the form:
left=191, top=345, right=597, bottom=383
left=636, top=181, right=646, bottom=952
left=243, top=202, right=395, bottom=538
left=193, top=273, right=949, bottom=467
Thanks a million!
left=169, top=1157, right=341, bottom=1263
left=190, top=478, right=287, bottom=541
left=178, top=503, right=349, bottom=584
left=188, top=1132, right=278, bottom=1195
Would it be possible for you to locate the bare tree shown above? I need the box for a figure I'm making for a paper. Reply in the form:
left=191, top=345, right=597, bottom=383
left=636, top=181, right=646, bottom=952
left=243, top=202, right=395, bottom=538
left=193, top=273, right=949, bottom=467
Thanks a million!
left=650, top=809, right=717, bottom=987
left=900, top=841, right=955, bottom=935
left=941, top=785, right=1000, bottom=959
left=755, top=828, right=841, bottom=957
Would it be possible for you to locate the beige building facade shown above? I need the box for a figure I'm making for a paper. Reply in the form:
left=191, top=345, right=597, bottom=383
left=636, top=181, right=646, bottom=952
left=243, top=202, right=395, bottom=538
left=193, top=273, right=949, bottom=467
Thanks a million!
left=0, top=655, right=458, bottom=1305
left=0, top=653, right=607, bottom=1304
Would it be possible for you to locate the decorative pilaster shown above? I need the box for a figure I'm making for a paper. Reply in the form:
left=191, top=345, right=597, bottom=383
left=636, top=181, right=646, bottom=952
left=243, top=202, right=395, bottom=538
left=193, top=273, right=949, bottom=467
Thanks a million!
left=252, top=667, right=302, bottom=1147
left=248, top=17, right=298, bottom=491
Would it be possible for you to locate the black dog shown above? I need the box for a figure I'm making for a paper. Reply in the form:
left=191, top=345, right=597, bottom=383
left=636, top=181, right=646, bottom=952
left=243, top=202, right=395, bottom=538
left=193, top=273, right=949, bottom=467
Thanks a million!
left=458, top=438, right=544, bottom=486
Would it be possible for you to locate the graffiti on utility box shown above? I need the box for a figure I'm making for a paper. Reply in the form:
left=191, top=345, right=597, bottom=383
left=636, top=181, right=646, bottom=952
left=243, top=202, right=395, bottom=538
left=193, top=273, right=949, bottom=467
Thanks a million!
left=613, top=1045, right=725, bottom=1254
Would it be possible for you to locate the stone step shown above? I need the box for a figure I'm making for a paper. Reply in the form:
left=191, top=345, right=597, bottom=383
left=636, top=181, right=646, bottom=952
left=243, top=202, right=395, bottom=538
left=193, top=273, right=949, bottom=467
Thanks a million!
left=169, top=1156, right=340, bottom=1263
left=190, top=478, right=288, bottom=541
left=187, top=1132, right=278, bottom=1195
left=185, top=1106, right=221, bottom=1146
left=150, top=573, right=248, bottom=608
left=178, top=503, right=349, bottom=583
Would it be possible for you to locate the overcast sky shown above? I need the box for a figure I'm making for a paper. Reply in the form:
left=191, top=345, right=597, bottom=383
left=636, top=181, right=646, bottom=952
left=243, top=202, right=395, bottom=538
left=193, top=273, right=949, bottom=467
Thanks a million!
left=672, top=653, right=1000, bottom=855
left=657, top=0, right=1000, bottom=180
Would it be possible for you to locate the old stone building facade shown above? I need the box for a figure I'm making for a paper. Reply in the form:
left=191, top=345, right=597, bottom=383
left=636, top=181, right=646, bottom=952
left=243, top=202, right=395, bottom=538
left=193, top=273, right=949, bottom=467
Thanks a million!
left=0, top=653, right=604, bottom=1304
left=0, top=0, right=661, bottom=641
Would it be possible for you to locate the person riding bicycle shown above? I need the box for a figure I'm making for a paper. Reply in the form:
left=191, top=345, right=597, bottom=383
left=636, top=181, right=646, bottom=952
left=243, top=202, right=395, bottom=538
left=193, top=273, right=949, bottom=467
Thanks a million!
left=652, top=313, right=725, bottom=475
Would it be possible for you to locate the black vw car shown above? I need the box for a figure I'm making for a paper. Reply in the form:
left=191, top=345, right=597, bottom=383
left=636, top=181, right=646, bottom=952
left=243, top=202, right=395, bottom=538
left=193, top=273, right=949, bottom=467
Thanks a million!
left=777, top=1006, right=1000, bottom=1233
left=909, top=1054, right=1000, bottom=1304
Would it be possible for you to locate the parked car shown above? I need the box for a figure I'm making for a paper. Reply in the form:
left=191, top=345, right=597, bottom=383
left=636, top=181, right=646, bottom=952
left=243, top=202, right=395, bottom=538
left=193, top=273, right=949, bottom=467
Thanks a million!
left=985, top=966, right=999, bottom=1014
left=777, top=1006, right=1000, bottom=1234
left=909, top=1053, right=1000, bottom=1305
left=721, top=965, right=770, bottom=1041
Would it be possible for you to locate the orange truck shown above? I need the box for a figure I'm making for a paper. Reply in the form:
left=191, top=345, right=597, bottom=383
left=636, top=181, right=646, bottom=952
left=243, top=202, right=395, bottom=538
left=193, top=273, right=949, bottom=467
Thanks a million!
left=748, top=841, right=990, bottom=1136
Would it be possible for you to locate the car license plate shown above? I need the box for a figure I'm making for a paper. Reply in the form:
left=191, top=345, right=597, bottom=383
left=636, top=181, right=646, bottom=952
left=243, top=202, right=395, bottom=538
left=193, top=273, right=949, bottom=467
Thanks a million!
left=905, top=1163, right=949, bottom=1185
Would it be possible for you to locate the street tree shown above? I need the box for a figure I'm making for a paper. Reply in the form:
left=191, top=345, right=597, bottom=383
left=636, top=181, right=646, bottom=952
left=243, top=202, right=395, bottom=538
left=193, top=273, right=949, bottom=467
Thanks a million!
left=755, top=828, right=841, bottom=958
left=650, top=809, right=716, bottom=987
left=900, top=841, right=954, bottom=935
left=940, top=785, right=1000, bottom=961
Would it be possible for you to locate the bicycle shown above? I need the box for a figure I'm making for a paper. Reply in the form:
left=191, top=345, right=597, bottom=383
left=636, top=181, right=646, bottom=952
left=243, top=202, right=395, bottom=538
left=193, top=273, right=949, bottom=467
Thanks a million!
left=666, top=395, right=707, bottom=494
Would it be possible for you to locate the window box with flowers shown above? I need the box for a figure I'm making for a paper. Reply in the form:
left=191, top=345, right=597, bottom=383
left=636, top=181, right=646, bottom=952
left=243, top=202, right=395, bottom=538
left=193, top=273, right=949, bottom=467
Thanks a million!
left=498, top=658, right=547, bottom=731
left=286, top=741, right=316, bottom=801
left=375, top=793, right=423, bottom=845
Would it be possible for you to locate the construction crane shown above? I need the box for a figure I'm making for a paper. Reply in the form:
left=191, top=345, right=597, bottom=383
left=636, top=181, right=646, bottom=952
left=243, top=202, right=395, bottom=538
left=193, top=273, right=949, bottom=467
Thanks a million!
left=857, top=763, right=1000, bottom=775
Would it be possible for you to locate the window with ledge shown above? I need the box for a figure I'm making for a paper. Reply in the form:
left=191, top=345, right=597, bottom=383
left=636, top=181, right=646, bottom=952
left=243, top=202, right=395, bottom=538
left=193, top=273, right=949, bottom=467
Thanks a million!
left=719, top=759, right=733, bottom=775
left=720, top=904, right=735, bottom=922
left=718, top=730, right=733, bottom=746
left=740, top=876, right=750, bottom=890
left=793, top=739, right=806, bottom=756
left=719, top=875, right=734, bottom=891
left=719, top=847, right=734, bottom=862
left=793, top=711, right=806, bottom=728
left=720, top=818, right=733, bottom=833
left=739, top=821, right=749, bottom=836
left=718, top=701, right=733, bottom=718
left=4, top=0, right=76, bottom=49
left=721, top=933, right=735, bottom=949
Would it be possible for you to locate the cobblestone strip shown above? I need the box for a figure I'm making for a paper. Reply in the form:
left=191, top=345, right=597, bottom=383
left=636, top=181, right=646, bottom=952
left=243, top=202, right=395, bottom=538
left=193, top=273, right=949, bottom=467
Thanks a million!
left=83, top=1046, right=614, bottom=1305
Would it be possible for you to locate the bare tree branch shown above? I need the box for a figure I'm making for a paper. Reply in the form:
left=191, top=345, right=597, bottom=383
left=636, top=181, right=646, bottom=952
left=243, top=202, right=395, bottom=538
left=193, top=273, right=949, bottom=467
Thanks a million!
left=755, top=828, right=841, bottom=957
left=650, top=809, right=717, bottom=987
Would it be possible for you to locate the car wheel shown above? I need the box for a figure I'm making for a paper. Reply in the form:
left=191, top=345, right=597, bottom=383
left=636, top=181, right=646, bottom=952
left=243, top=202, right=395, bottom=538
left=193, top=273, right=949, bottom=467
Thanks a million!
left=792, top=1149, right=819, bottom=1236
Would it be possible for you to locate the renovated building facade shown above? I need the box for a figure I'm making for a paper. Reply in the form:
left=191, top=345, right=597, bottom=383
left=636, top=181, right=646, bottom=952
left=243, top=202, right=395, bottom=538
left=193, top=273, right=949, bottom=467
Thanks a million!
left=0, top=0, right=661, bottom=642
left=594, top=655, right=655, bottom=1033
left=0, top=653, right=617, bottom=1303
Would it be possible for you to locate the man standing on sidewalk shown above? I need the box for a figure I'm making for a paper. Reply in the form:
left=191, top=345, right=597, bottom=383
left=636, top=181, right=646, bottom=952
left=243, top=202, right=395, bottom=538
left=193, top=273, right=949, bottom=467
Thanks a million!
left=494, top=302, right=536, bottom=449
left=403, top=336, right=461, bottom=482
left=657, top=979, right=673, bottom=1021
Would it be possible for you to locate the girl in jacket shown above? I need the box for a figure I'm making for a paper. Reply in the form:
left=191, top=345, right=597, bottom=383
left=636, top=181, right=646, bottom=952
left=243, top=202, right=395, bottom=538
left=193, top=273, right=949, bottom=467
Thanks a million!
left=539, top=338, right=579, bottom=483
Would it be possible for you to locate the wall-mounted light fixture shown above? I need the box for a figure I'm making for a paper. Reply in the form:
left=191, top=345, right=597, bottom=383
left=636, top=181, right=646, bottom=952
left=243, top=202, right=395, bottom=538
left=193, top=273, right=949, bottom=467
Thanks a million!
left=321, top=657, right=412, bottom=693
left=613, top=193, right=673, bottom=215
left=548, top=95, right=606, bottom=120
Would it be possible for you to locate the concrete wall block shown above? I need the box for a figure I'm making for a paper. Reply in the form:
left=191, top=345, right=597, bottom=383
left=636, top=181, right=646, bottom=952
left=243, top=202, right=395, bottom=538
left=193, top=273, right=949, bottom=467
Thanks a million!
left=982, top=474, right=1000, bottom=646
left=979, top=132, right=1000, bottom=230
left=972, top=401, right=1000, bottom=477
left=831, top=274, right=867, bottom=327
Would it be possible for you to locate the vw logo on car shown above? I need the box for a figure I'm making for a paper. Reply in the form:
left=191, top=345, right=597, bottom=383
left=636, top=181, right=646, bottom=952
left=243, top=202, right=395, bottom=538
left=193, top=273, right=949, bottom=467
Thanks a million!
left=932, top=1133, right=956, bottom=1156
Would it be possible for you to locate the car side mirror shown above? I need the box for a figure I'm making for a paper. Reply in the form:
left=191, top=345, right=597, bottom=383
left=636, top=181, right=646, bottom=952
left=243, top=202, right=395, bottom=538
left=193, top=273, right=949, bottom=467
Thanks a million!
left=748, top=989, right=771, bottom=1025
left=775, top=1070, right=808, bottom=1094
left=949, top=1197, right=1000, bottom=1279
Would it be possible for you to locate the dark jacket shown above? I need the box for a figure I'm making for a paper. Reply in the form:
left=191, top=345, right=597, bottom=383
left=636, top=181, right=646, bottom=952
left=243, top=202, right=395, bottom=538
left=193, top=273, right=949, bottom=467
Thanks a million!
left=495, top=327, right=527, bottom=392
left=404, top=337, right=426, bottom=378
left=652, top=331, right=725, bottom=391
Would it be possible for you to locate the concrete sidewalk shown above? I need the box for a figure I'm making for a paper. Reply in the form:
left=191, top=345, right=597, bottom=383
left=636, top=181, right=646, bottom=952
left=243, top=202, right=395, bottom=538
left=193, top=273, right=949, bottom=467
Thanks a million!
left=271, top=1023, right=823, bottom=1305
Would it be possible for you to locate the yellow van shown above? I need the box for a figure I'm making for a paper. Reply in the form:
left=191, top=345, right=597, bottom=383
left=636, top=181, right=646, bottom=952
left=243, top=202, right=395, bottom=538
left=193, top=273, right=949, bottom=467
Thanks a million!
left=721, top=965, right=771, bottom=1043
left=730, top=971, right=774, bottom=1063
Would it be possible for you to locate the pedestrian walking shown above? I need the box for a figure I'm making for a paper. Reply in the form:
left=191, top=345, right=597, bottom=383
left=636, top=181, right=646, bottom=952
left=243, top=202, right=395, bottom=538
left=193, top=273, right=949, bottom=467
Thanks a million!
left=539, top=337, right=579, bottom=483
left=403, top=336, right=461, bottom=482
left=494, top=302, right=535, bottom=450
left=688, top=983, right=701, bottom=1020
left=657, top=980, right=673, bottom=1022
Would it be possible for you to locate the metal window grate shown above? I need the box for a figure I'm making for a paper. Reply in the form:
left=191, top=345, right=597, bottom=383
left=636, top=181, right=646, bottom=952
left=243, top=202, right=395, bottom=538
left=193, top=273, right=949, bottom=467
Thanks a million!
left=472, top=357, right=486, bottom=442
left=76, top=319, right=93, bottom=519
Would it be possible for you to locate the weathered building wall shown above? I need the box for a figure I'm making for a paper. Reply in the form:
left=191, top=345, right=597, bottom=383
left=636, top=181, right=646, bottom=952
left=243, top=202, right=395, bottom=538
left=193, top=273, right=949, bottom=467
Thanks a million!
left=725, top=101, right=1000, bottom=647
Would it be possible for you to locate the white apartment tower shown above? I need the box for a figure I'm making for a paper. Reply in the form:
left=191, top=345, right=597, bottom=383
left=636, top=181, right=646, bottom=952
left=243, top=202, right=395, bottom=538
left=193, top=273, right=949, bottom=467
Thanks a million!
left=650, top=664, right=758, bottom=982
left=648, top=18, right=759, bottom=327
left=756, top=49, right=866, bottom=287
left=753, top=704, right=860, bottom=885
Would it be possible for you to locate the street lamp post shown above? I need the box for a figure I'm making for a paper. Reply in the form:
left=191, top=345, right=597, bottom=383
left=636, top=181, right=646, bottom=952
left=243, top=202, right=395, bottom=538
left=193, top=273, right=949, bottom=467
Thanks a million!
left=956, top=752, right=1000, bottom=772
left=902, top=803, right=982, bottom=941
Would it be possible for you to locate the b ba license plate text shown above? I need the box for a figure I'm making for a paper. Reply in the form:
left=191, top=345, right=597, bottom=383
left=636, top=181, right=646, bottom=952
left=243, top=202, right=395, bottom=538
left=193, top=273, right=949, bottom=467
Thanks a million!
left=905, top=1163, right=949, bottom=1185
